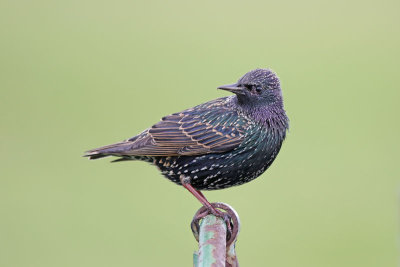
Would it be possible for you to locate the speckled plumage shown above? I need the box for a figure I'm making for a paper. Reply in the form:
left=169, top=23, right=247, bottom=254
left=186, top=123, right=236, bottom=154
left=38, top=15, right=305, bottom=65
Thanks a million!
left=85, top=68, right=289, bottom=191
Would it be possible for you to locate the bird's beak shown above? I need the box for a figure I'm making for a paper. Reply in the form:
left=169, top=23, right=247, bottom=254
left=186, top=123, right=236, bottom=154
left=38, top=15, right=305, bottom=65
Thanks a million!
left=217, top=83, right=245, bottom=95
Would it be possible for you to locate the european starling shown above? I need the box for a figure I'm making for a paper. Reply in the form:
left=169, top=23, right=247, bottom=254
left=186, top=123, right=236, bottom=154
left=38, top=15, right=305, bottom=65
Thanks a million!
left=85, top=68, right=289, bottom=216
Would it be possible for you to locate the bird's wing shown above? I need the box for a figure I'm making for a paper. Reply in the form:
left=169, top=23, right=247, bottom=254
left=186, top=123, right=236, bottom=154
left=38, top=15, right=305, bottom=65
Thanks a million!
left=85, top=98, right=248, bottom=158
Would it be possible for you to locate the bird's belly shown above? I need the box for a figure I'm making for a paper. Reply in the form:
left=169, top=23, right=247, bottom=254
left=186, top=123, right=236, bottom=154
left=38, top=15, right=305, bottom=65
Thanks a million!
left=154, top=140, right=282, bottom=190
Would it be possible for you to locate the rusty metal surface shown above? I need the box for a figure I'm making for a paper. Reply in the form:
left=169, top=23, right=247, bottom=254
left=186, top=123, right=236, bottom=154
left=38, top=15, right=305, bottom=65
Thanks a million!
left=225, top=240, right=239, bottom=267
left=192, top=202, right=240, bottom=267
left=193, top=251, right=199, bottom=267
left=198, top=215, right=227, bottom=267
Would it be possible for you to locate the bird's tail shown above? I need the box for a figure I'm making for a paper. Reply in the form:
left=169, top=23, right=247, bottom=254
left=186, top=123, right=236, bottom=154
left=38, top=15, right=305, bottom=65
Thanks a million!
left=83, top=141, right=133, bottom=160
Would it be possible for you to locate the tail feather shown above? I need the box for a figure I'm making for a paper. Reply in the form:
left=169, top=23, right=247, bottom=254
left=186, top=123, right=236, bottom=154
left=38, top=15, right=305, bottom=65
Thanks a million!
left=111, top=156, right=134, bottom=163
left=84, top=141, right=133, bottom=160
left=86, top=153, right=109, bottom=160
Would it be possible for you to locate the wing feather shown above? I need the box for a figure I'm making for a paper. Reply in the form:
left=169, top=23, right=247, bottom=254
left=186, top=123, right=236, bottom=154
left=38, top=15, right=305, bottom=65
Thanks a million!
left=86, top=98, right=248, bottom=158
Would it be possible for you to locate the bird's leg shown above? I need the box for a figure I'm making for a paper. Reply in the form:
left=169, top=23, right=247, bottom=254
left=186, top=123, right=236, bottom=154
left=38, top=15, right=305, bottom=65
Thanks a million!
left=180, top=178, right=217, bottom=214
left=180, top=175, right=233, bottom=234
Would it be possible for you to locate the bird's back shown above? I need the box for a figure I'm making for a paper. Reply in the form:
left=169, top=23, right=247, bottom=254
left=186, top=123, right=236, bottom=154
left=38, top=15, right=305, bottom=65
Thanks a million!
left=85, top=96, right=246, bottom=159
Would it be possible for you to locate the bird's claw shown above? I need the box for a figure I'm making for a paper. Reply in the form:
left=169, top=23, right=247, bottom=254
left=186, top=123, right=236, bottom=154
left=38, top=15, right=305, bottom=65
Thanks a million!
left=191, top=202, right=240, bottom=246
left=209, top=208, right=233, bottom=240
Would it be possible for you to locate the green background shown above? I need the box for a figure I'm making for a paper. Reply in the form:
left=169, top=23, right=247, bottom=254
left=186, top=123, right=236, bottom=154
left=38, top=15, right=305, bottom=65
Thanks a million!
left=1, top=0, right=399, bottom=266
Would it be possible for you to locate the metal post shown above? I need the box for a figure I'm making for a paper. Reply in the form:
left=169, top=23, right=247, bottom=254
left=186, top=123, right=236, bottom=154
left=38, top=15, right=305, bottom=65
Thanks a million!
left=195, top=215, right=227, bottom=267
left=192, top=203, right=240, bottom=267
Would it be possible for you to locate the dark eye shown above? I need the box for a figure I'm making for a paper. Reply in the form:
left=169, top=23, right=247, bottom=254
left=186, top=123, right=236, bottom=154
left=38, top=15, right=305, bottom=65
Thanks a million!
left=255, top=87, right=262, bottom=93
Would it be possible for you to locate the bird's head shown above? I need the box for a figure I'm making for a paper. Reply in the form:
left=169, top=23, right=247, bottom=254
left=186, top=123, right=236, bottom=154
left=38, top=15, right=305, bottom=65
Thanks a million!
left=218, top=68, right=283, bottom=106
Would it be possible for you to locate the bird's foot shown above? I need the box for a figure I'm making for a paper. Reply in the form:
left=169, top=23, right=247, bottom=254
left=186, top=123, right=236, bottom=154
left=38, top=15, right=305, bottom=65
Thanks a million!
left=191, top=203, right=240, bottom=244
left=208, top=207, right=233, bottom=237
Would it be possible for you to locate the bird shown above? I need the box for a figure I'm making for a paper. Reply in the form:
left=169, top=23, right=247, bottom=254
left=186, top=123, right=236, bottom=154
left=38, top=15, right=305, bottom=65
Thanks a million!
left=84, top=68, right=289, bottom=217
